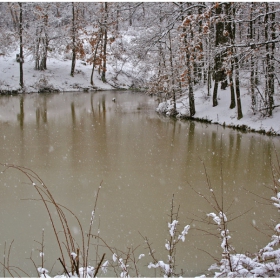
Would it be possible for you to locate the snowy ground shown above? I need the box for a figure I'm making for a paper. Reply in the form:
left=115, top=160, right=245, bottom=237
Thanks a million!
left=0, top=50, right=135, bottom=93
left=157, top=85, right=280, bottom=136
left=0, top=49, right=279, bottom=136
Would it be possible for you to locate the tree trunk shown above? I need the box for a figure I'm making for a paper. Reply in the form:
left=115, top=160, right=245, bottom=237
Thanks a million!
left=182, top=2, right=195, bottom=116
left=268, top=4, right=275, bottom=116
left=98, top=33, right=103, bottom=75
left=185, top=34, right=195, bottom=116
left=229, top=3, right=236, bottom=109
left=213, top=3, right=229, bottom=107
left=213, top=79, right=219, bottom=107
left=19, top=2, right=24, bottom=89
left=249, top=3, right=256, bottom=113
left=90, top=31, right=102, bottom=85
left=234, top=56, right=243, bottom=120
left=188, top=76, right=195, bottom=116
left=229, top=64, right=235, bottom=109
left=70, top=2, right=76, bottom=77
left=158, top=4, right=166, bottom=83
left=116, top=3, right=119, bottom=31
left=128, top=3, right=132, bottom=26
left=212, top=4, right=223, bottom=107
left=206, top=36, right=212, bottom=96
left=230, top=3, right=242, bottom=119
left=168, top=31, right=176, bottom=113
left=40, top=12, right=49, bottom=70
left=8, top=3, right=19, bottom=31
left=101, top=2, right=108, bottom=83
left=35, top=27, right=41, bottom=70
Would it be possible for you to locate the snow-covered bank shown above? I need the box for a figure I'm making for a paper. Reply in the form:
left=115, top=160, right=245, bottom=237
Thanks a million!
left=0, top=50, right=138, bottom=94
left=156, top=85, right=280, bottom=136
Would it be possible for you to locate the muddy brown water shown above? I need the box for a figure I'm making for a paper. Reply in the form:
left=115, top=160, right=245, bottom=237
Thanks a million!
left=0, top=91, right=279, bottom=277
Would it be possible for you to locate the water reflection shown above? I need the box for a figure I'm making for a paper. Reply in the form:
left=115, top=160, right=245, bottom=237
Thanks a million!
left=0, top=91, right=279, bottom=277
left=17, top=95, right=24, bottom=128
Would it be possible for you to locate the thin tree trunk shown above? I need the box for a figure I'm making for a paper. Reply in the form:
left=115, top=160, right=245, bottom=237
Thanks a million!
left=98, top=33, right=103, bottom=75
left=213, top=3, right=229, bottom=107
left=40, top=11, right=49, bottom=70
left=8, top=2, right=18, bottom=31
left=230, top=3, right=242, bottom=119
left=116, top=3, right=119, bottom=31
left=229, top=66, right=235, bottom=109
left=186, top=36, right=195, bottom=116
left=70, top=2, right=76, bottom=77
left=234, top=56, right=243, bottom=120
left=213, top=79, right=219, bottom=107
left=35, top=27, right=41, bottom=70
left=188, top=72, right=195, bottom=116
left=90, top=31, right=102, bottom=85
left=229, top=3, right=236, bottom=109
left=19, top=2, right=24, bottom=89
left=158, top=4, right=166, bottom=81
left=264, top=2, right=271, bottom=115
left=249, top=3, right=256, bottom=113
left=183, top=2, right=195, bottom=116
left=101, top=2, right=108, bottom=83
left=142, top=3, right=145, bottom=19
left=268, top=4, right=275, bottom=116
left=128, top=3, right=132, bottom=26
left=207, top=37, right=212, bottom=96
left=207, top=67, right=211, bottom=96
left=212, top=4, right=223, bottom=107
left=168, top=31, right=176, bottom=113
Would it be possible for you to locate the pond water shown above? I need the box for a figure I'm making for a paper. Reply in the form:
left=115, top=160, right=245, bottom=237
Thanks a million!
left=0, top=91, right=279, bottom=277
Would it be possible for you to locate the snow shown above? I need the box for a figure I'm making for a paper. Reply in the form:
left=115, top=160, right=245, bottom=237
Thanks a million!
left=148, top=260, right=171, bottom=276
left=156, top=84, right=280, bottom=136
left=168, top=220, right=178, bottom=237
left=112, top=253, right=117, bottom=262
left=207, top=212, right=221, bottom=225
left=178, top=225, right=190, bottom=242
left=70, top=252, right=77, bottom=259
left=90, top=210, right=95, bottom=225
left=101, top=260, right=109, bottom=274
left=165, top=241, right=170, bottom=250
left=0, top=48, right=135, bottom=94
left=37, top=267, right=49, bottom=276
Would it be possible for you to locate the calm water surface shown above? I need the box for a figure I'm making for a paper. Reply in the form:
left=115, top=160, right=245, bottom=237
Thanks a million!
left=0, top=91, right=279, bottom=277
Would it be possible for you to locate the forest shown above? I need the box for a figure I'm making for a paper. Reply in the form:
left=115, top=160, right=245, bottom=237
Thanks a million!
left=0, top=2, right=279, bottom=121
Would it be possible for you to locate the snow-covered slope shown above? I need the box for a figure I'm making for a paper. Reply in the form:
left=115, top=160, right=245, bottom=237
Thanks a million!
left=156, top=85, right=280, bottom=136
left=0, top=50, right=136, bottom=93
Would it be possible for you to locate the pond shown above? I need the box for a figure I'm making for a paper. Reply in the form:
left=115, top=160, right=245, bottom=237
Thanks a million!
left=0, top=90, right=279, bottom=277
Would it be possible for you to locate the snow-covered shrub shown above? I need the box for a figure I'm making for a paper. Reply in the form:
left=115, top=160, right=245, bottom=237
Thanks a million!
left=208, top=175, right=280, bottom=277
left=147, top=221, right=190, bottom=277
left=63, top=52, right=72, bottom=61
left=146, top=196, right=190, bottom=277
left=34, top=75, right=58, bottom=93
left=156, top=101, right=168, bottom=114
left=37, top=267, right=50, bottom=278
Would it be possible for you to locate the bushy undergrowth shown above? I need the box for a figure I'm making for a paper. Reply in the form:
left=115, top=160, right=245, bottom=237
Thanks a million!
left=0, top=157, right=280, bottom=278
